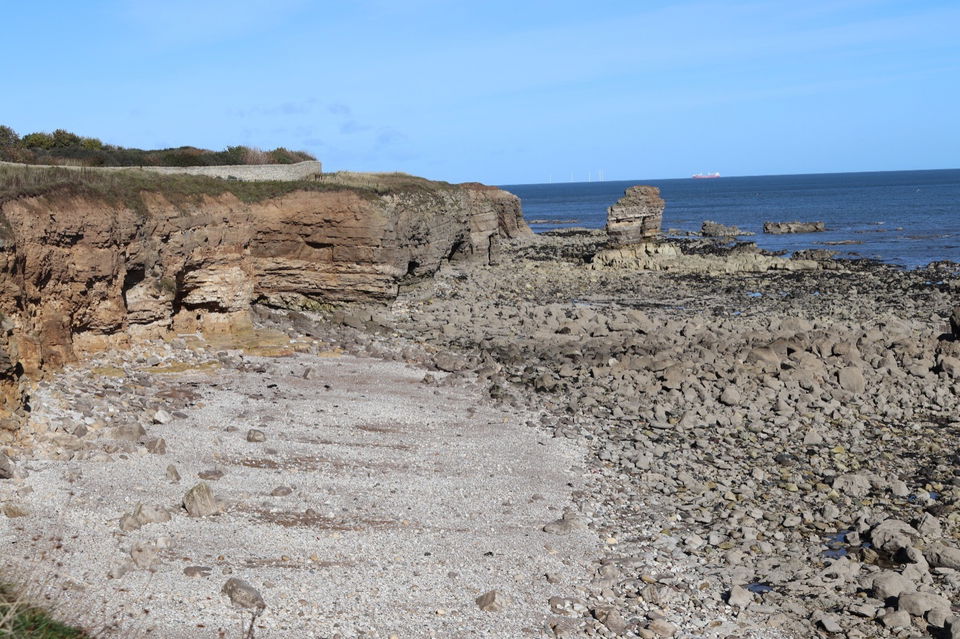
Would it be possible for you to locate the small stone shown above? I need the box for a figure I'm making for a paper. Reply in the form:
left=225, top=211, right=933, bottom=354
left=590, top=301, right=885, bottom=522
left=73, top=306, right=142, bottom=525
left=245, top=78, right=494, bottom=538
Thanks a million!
left=543, top=512, right=588, bottom=534
left=925, top=543, right=960, bottom=570
left=872, top=571, right=915, bottom=600
left=198, top=469, right=224, bottom=481
left=130, top=542, right=159, bottom=570
left=818, top=614, right=842, bottom=633
left=132, top=503, right=171, bottom=525
left=719, top=386, right=741, bottom=406
left=184, top=566, right=212, bottom=578
left=221, top=578, right=266, bottom=612
left=152, top=409, right=173, bottom=425
left=593, top=607, right=627, bottom=633
left=648, top=618, right=677, bottom=637
left=832, top=473, right=871, bottom=498
left=166, top=464, right=181, bottom=482
left=0, top=453, right=17, bottom=479
left=881, top=609, right=911, bottom=628
left=270, top=486, right=293, bottom=497
left=476, top=589, right=508, bottom=612
left=727, top=585, right=753, bottom=608
left=113, top=424, right=147, bottom=442
left=870, top=519, right=918, bottom=553
left=837, top=366, right=866, bottom=393
left=183, top=482, right=218, bottom=517
left=145, top=437, right=166, bottom=454
left=246, top=429, right=266, bottom=443
left=898, top=591, right=951, bottom=617
left=2, top=503, right=29, bottom=518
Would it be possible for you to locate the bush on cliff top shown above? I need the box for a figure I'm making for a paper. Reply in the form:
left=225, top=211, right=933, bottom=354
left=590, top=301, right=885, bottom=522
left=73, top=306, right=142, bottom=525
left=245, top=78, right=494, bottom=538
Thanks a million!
left=0, top=124, right=315, bottom=167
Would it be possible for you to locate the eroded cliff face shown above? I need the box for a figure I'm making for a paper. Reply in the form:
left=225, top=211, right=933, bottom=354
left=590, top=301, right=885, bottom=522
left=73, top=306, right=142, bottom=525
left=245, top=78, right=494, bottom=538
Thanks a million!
left=0, top=181, right=530, bottom=434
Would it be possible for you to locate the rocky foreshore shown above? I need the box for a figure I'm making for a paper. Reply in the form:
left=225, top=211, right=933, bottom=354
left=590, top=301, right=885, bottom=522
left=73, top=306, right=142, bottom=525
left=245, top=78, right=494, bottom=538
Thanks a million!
left=2, top=178, right=960, bottom=637
left=322, top=229, right=960, bottom=638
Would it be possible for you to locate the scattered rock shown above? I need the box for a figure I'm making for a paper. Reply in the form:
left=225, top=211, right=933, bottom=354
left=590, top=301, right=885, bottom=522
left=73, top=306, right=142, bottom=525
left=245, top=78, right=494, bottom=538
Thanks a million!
left=184, top=566, right=212, bottom=578
left=246, top=429, right=266, bottom=443
left=183, top=482, right=219, bottom=517
left=221, top=578, right=266, bottom=612
left=475, top=589, right=508, bottom=612
left=763, top=221, right=825, bottom=234
left=543, top=512, right=588, bottom=534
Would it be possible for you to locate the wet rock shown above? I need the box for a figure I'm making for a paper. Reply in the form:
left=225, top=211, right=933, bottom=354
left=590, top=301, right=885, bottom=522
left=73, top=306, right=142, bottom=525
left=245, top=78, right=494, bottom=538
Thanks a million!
left=701, top=221, right=749, bottom=237
left=763, top=221, right=825, bottom=234
left=183, top=482, right=218, bottom=517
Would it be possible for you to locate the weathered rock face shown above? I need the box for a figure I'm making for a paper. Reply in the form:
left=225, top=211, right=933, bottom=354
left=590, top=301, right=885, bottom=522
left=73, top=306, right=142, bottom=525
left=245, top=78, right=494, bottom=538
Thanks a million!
left=605, top=186, right=664, bottom=246
left=763, top=221, right=825, bottom=234
left=0, top=180, right=530, bottom=432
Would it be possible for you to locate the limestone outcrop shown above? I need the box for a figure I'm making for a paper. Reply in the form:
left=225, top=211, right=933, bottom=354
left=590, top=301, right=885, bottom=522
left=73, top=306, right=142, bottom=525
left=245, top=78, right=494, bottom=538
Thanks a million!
left=605, top=186, right=664, bottom=246
left=0, top=176, right=530, bottom=433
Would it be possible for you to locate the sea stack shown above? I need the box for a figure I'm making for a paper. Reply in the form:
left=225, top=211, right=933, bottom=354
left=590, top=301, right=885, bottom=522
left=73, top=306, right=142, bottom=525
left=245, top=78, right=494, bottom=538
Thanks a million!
left=605, top=185, right=664, bottom=246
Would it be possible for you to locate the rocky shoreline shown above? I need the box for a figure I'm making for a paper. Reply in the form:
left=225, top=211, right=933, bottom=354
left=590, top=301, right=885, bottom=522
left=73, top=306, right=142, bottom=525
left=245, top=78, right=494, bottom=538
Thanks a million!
left=324, top=228, right=960, bottom=638
left=2, top=177, right=960, bottom=637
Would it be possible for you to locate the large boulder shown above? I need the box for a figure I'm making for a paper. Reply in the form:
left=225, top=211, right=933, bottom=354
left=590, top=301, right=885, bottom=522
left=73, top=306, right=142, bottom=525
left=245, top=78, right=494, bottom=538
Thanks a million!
left=605, top=186, right=664, bottom=246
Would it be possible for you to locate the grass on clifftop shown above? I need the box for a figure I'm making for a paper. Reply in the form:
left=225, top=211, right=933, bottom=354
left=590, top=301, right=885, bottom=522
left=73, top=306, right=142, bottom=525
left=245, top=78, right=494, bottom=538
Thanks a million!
left=0, top=583, right=89, bottom=639
left=0, top=165, right=458, bottom=214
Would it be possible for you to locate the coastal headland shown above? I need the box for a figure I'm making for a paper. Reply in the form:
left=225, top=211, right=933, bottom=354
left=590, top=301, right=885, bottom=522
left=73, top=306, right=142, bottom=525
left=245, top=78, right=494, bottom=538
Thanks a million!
left=1, top=170, right=959, bottom=638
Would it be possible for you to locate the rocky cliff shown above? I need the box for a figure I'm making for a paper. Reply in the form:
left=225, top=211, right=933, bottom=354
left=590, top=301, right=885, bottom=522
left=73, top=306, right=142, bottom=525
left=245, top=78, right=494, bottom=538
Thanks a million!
left=0, top=176, right=530, bottom=434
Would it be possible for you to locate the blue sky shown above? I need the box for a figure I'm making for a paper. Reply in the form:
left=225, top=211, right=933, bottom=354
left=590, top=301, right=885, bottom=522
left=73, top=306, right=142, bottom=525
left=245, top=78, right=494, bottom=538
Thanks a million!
left=2, top=1, right=957, bottom=183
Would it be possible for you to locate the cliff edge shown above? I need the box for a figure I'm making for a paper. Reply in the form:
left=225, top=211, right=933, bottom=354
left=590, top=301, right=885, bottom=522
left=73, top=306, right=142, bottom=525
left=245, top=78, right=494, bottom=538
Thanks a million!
left=0, top=169, right=531, bottom=435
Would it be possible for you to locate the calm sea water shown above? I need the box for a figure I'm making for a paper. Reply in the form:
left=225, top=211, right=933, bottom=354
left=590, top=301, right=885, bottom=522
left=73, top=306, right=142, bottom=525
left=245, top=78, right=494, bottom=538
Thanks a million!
left=501, top=169, right=960, bottom=269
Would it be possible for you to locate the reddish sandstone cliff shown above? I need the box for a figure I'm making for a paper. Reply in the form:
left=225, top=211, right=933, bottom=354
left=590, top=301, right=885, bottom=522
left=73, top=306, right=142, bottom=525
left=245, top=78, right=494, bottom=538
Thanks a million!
left=0, top=179, right=530, bottom=433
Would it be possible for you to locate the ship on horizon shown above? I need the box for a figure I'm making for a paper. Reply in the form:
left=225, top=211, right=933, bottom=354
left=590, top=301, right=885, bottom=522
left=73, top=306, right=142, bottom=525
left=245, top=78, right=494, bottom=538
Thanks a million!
left=692, top=172, right=721, bottom=179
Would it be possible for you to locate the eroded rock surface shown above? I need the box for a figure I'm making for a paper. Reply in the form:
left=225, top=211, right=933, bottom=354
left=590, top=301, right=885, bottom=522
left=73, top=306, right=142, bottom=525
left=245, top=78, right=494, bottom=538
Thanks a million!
left=605, top=185, right=664, bottom=246
left=0, top=177, right=530, bottom=435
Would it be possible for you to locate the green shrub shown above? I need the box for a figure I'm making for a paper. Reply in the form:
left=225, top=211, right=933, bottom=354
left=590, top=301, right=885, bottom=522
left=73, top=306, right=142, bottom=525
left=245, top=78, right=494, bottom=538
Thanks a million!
left=0, top=125, right=19, bottom=148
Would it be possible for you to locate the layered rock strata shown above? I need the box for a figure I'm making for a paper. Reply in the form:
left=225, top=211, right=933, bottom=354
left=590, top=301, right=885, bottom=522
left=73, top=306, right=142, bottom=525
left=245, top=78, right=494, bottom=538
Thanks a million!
left=604, top=185, right=664, bottom=246
left=0, top=178, right=530, bottom=433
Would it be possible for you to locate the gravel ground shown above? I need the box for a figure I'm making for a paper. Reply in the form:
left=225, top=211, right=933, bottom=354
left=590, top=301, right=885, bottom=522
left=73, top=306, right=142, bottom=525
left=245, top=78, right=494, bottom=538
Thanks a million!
left=1, top=343, right=598, bottom=638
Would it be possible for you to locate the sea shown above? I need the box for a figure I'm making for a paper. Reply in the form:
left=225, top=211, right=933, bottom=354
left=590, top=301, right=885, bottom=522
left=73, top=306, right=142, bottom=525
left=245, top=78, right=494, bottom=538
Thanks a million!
left=501, top=169, right=960, bottom=269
